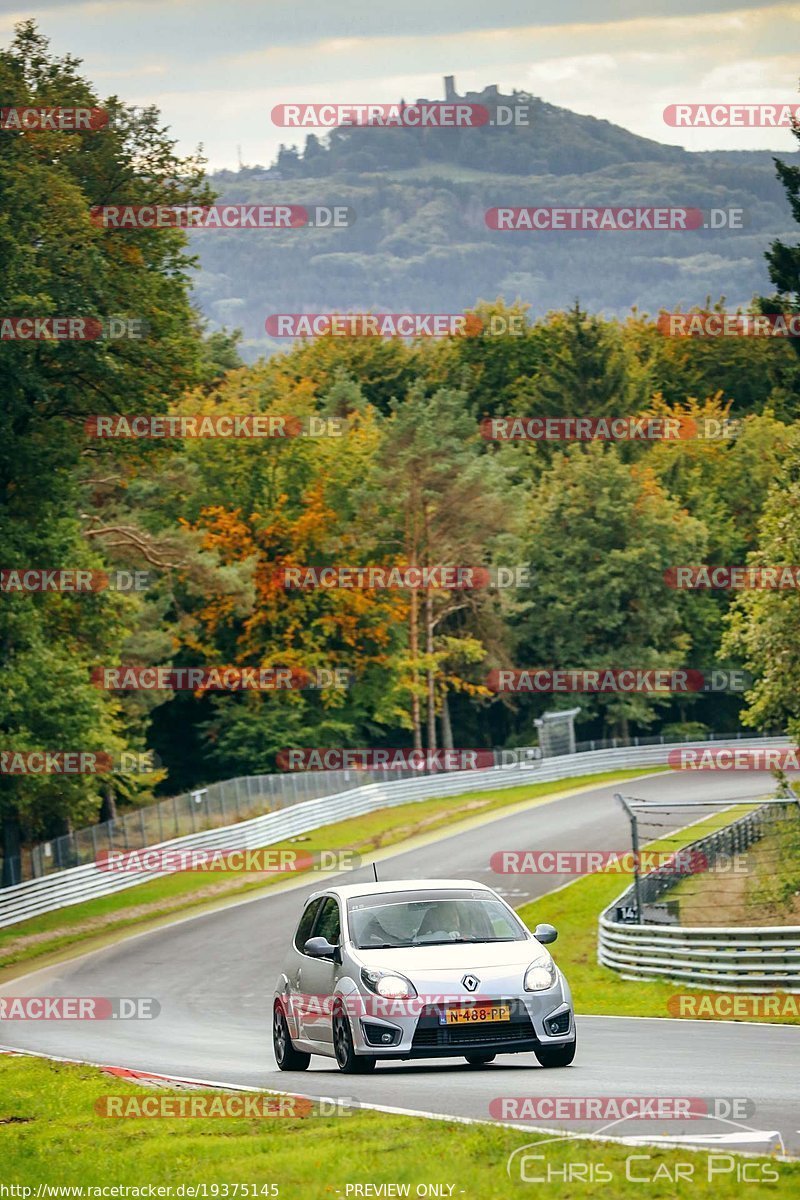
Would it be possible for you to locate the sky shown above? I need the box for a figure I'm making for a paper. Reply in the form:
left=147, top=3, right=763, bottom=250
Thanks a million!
left=1, top=0, right=799, bottom=170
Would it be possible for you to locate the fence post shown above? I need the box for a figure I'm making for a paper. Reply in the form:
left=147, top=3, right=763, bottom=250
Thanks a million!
left=616, top=793, right=643, bottom=924
left=173, top=793, right=180, bottom=837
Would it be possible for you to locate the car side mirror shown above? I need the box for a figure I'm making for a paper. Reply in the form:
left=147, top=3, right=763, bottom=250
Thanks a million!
left=304, top=936, right=339, bottom=960
left=534, top=923, right=558, bottom=945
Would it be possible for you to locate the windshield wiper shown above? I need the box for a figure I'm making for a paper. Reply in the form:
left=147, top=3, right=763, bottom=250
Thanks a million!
left=412, top=936, right=477, bottom=945
left=358, top=942, right=408, bottom=949
left=413, top=936, right=520, bottom=945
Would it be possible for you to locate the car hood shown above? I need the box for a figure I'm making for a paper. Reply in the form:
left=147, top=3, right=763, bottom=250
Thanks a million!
left=355, top=939, right=551, bottom=975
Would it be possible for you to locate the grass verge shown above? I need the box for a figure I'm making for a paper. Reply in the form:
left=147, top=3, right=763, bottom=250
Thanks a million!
left=669, top=820, right=800, bottom=927
left=519, top=804, right=800, bottom=1026
left=0, top=1055, right=796, bottom=1197
left=0, top=768, right=660, bottom=976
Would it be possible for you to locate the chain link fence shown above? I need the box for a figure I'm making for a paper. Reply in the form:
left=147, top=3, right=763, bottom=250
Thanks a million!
left=0, top=728, right=782, bottom=887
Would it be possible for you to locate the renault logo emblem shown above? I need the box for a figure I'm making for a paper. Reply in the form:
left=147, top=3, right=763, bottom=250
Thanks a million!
left=462, top=974, right=479, bottom=992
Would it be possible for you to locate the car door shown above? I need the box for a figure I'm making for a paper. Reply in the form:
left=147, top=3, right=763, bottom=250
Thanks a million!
left=287, top=897, right=323, bottom=1041
left=299, top=895, right=342, bottom=1047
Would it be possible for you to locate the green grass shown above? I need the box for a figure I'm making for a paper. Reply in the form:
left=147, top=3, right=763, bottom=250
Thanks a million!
left=1, top=1055, right=796, bottom=1196
left=668, top=821, right=800, bottom=928
left=519, top=804, right=800, bottom=1026
left=0, top=768, right=660, bottom=976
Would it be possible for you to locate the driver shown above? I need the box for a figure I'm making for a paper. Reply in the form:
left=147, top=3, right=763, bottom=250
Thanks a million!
left=359, top=913, right=396, bottom=946
left=415, top=901, right=462, bottom=940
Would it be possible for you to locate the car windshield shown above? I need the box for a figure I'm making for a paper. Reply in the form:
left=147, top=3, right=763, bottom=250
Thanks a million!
left=346, top=888, right=528, bottom=949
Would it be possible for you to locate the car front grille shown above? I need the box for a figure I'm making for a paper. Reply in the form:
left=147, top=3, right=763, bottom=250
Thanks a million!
left=411, top=1001, right=536, bottom=1049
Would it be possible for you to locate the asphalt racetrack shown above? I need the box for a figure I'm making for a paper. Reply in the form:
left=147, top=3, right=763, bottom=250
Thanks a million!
left=2, top=770, right=798, bottom=1154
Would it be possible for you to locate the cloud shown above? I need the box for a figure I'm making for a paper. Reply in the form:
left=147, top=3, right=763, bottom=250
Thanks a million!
left=2, top=1, right=797, bottom=166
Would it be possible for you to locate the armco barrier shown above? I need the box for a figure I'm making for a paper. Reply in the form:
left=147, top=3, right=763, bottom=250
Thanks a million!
left=599, top=798, right=800, bottom=993
left=598, top=921, right=800, bottom=992
left=0, top=736, right=786, bottom=930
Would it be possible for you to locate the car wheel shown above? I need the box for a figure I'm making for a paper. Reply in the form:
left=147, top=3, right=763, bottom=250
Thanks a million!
left=534, top=1038, right=576, bottom=1068
left=332, top=1005, right=376, bottom=1074
left=464, top=1053, right=496, bottom=1067
left=273, top=1003, right=311, bottom=1071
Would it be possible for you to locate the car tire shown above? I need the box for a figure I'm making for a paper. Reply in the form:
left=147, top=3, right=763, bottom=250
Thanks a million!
left=273, top=1003, right=311, bottom=1071
left=332, top=1005, right=376, bottom=1074
left=534, top=1038, right=576, bottom=1068
left=464, top=1053, right=496, bottom=1067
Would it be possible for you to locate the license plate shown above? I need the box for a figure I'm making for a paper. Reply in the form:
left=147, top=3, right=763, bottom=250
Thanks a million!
left=441, top=1004, right=511, bottom=1026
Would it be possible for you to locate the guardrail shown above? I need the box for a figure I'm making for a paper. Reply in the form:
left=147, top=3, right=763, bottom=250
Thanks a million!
left=599, top=800, right=800, bottom=993
left=0, top=735, right=785, bottom=930
left=598, top=921, right=800, bottom=992
left=5, top=729, right=772, bottom=886
left=9, top=766, right=429, bottom=886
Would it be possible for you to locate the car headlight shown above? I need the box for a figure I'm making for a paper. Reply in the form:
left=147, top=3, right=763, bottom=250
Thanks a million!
left=360, top=968, right=417, bottom=999
left=524, top=957, right=557, bottom=991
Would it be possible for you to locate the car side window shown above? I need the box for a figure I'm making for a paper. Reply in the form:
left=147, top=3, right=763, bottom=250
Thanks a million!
left=312, top=897, right=341, bottom=945
left=294, top=898, right=322, bottom=952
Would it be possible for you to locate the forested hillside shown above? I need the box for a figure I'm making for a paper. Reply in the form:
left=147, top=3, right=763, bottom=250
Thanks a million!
left=4, top=33, right=800, bottom=868
left=193, top=80, right=798, bottom=358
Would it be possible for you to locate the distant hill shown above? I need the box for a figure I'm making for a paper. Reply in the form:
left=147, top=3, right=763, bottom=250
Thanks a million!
left=190, top=78, right=797, bottom=360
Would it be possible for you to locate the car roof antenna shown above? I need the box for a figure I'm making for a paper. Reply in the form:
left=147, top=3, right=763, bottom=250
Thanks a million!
left=372, top=862, right=379, bottom=882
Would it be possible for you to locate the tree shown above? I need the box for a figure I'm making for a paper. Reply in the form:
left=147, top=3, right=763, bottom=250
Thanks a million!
left=0, top=22, right=211, bottom=877
left=377, top=384, right=521, bottom=750
left=509, top=302, right=649, bottom=421
left=760, top=115, right=800, bottom=339
left=723, top=428, right=800, bottom=740
left=514, top=444, right=707, bottom=738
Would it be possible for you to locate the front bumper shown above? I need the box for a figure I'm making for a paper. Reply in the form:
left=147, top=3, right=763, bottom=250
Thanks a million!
left=350, top=992, right=574, bottom=1059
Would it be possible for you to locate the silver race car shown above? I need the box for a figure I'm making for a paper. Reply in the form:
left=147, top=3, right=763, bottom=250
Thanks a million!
left=273, top=879, right=575, bottom=1073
